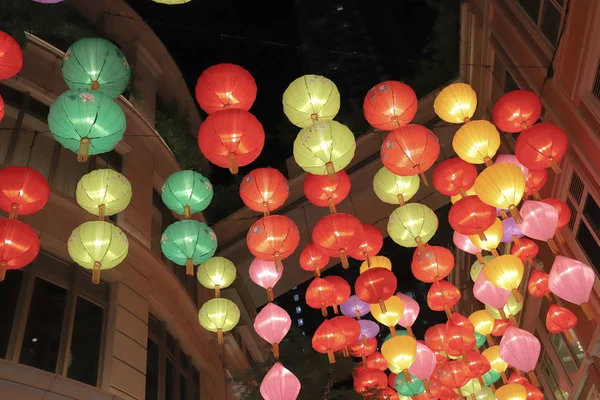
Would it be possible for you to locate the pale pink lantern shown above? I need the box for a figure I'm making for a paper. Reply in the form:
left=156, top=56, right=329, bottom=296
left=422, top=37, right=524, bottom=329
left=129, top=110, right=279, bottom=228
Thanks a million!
left=499, top=327, right=541, bottom=387
left=473, top=271, right=511, bottom=316
left=397, top=292, right=420, bottom=337
left=32, top=0, right=63, bottom=3
left=453, top=231, right=485, bottom=265
left=254, top=303, right=292, bottom=359
left=260, top=362, right=301, bottom=400
left=518, top=200, right=559, bottom=254
left=494, top=154, right=529, bottom=179
left=549, top=255, right=596, bottom=321
left=409, top=341, right=437, bottom=382
left=249, top=258, right=283, bottom=301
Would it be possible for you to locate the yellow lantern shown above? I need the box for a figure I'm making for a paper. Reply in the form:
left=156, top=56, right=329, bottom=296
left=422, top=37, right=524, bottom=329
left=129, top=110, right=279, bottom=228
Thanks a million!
left=469, top=310, right=495, bottom=343
left=473, top=163, right=526, bottom=223
left=388, top=363, right=401, bottom=374
left=451, top=186, right=476, bottom=203
left=293, top=121, right=355, bottom=179
left=469, top=218, right=503, bottom=256
left=76, top=169, right=132, bottom=219
left=68, top=221, right=129, bottom=284
left=483, top=345, right=508, bottom=376
left=359, top=255, right=392, bottom=274
left=483, top=254, right=524, bottom=302
left=495, top=384, right=527, bottom=400
left=474, top=387, right=495, bottom=400
left=198, top=298, right=240, bottom=345
left=197, top=257, right=237, bottom=297
left=370, top=296, right=404, bottom=336
left=452, top=120, right=501, bottom=166
left=373, top=167, right=420, bottom=206
left=381, top=335, right=417, bottom=382
left=283, top=75, right=340, bottom=128
left=387, top=203, right=438, bottom=249
left=485, top=292, right=523, bottom=321
left=433, top=83, right=477, bottom=124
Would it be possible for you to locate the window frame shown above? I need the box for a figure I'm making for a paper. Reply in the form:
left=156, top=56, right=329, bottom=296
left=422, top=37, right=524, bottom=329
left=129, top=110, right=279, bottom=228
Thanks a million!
left=513, top=0, right=567, bottom=49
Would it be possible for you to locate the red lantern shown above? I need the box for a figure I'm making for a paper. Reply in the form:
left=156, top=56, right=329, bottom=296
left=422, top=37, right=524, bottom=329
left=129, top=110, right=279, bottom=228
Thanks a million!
left=353, top=367, right=388, bottom=393
left=508, top=371, right=529, bottom=385
left=427, top=280, right=461, bottom=317
left=306, top=277, right=335, bottom=316
left=0, top=95, right=4, bottom=123
left=303, top=170, right=351, bottom=213
left=0, top=218, right=40, bottom=280
left=380, top=125, right=440, bottom=185
left=435, top=360, right=472, bottom=388
left=366, top=351, right=388, bottom=371
left=312, top=213, right=364, bottom=269
left=511, top=237, right=539, bottom=266
left=424, top=324, right=446, bottom=352
left=299, top=243, right=329, bottom=277
left=380, top=387, right=400, bottom=400
left=324, top=275, right=351, bottom=314
left=363, top=81, right=418, bottom=130
left=312, top=319, right=346, bottom=364
left=542, top=198, right=570, bottom=228
left=246, top=215, right=300, bottom=270
left=411, top=245, right=454, bottom=283
left=331, top=315, right=361, bottom=356
left=492, top=90, right=542, bottom=133
left=463, top=350, right=491, bottom=380
left=388, top=372, right=397, bottom=388
left=355, top=267, right=397, bottom=313
left=194, top=63, right=257, bottom=114
left=449, top=195, right=496, bottom=241
left=0, top=166, right=50, bottom=219
left=524, top=168, right=548, bottom=200
left=198, top=108, right=265, bottom=174
left=492, top=319, right=510, bottom=337
left=444, top=313, right=476, bottom=357
left=432, top=157, right=478, bottom=197
left=239, top=168, right=288, bottom=215
left=348, top=224, right=383, bottom=265
left=527, top=270, right=550, bottom=299
left=429, top=378, right=460, bottom=399
left=515, top=123, right=568, bottom=173
left=0, top=31, right=23, bottom=80
left=348, top=337, right=378, bottom=358
left=524, top=382, right=545, bottom=400
left=546, top=304, right=578, bottom=337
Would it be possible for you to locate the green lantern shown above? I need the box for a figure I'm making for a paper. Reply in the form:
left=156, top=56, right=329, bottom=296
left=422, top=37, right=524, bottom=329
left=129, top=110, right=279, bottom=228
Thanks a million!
left=48, top=89, right=126, bottom=162
left=394, top=372, right=425, bottom=396
left=161, top=220, right=217, bottom=276
left=76, top=169, right=132, bottom=219
left=62, top=38, right=131, bottom=99
left=161, top=170, right=213, bottom=219
left=383, top=329, right=409, bottom=343
left=470, top=255, right=494, bottom=282
left=483, top=369, right=501, bottom=386
left=474, top=332, right=486, bottom=348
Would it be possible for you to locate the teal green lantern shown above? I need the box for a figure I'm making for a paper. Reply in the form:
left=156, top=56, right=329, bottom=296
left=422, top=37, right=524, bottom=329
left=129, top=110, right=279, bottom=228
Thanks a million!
left=61, top=38, right=131, bottom=99
left=383, top=329, right=409, bottom=343
left=482, top=369, right=501, bottom=386
left=161, top=171, right=213, bottom=219
left=394, top=372, right=425, bottom=396
left=474, top=332, right=486, bottom=348
left=48, top=89, right=126, bottom=162
left=161, top=220, right=217, bottom=276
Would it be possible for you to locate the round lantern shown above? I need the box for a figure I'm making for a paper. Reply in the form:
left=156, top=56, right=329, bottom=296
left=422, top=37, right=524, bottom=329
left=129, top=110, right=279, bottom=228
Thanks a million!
left=348, top=337, right=378, bottom=360
left=366, top=351, right=389, bottom=371
left=452, top=120, right=500, bottom=166
left=68, top=221, right=128, bottom=283
left=432, top=157, right=478, bottom=198
left=48, top=89, right=126, bottom=162
left=435, top=360, right=471, bottom=389
left=549, top=255, right=596, bottom=320
left=524, top=168, right=548, bottom=199
left=340, top=295, right=370, bottom=319
left=331, top=315, right=361, bottom=356
left=260, top=363, right=301, bottom=400
left=528, top=269, right=550, bottom=299
left=304, top=170, right=350, bottom=213
left=542, top=197, right=570, bottom=243
left=161, top=220, right=217, bottom=275
left=306, top=277, right=335, bottom=316
left=254, top=302, right=291, bottom=358
left=495, top=384, right=527, bottom=400
left=515, top=123, right=568, bottom=173
left=397, top=293, right=420, bottom=337
left=197, top=257, right=236, bottom=297
left=357, top=320, right=380, bottom=343
left=473, top=270, right=511, bottom=311
left=363, top=81, right=418, bottom=130
left=381, top=335, right=417, bottom=382
left=283, top=74, right=340, bottom=128
left=161, top=170, right=213, bottom=218
left=349, top=224, right=383, bottom=265
left=198, top=108, right=265, bottom=174
left=424, top=323, right=446, bottom=352
left=411, top=245, right=454, bottom=283
left=370, top=296, right=404, bottom=335
left=312, top=213, right=363, bottom=269
left=468, top=217, right=504, bottom=256
left=312, top=319, right=346, bottom=364
left=511, top=237, right=539, bottom=265
left=469, top=310, right=495, bottom=345
left=474, top=163, right=525, bottom=222
left=388, top=203, right=438, bottom=248
left=355, top=267, right=397, bottom=312
left=76, top=169, right=132, bottom=219
left=524, top=383, right=544, bottom=400
left=240, top=168, right=288, bottom=215
left=453, top=231, right=485, bottom=264
left=354, top=368, right=388, bottom=394
left=0, top=31, right=23, bottom=80
left=373, top=167, right=420, bottom=206
left=247, top=215, right=299, bottom=270
left=501, top=217, right=523, bottom=244
left=409, top=341, right=436, bottom=381
left=508, top=371, right=528, bottom=385
left=324, top=275, right=351, bottom=314
left=195, top=63, right=257, bottom=114
left=198, top=298, right=240, bottom=345
left=0, top=166, right=50, bottom=219
left=434, top=83, right=477, bottom=123
left=494, top=154, right=529, bottom=179
left=427, top=280, right=461, bottom=317
left=483, top=254, right=525, bottom=302
left=444, top=314, right=476, bottom=357
left=249, top=258, right=282, bottom=302
left=518, top=200, right=559, bottom=253
left=360, top=255, right=392, bottom=274
left=299, top=243, right=329, bottom=277
left=0, top=218, right=40, bottom=281
left=546, top=304, right=578, bottom=338
left=492, top=90, right=542, bottom=133
left=449, top=195, right=496, bottom=241
left=499, top=327, right=540, bottom=385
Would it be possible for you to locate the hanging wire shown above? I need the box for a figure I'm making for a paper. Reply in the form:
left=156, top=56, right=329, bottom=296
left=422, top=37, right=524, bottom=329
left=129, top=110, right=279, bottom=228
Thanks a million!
left=539, top=0, right=572, bottom=100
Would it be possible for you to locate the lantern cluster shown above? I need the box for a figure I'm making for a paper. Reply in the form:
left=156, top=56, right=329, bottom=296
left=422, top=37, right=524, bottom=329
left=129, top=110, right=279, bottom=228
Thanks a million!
left=0, top=30, right=24, bottom=122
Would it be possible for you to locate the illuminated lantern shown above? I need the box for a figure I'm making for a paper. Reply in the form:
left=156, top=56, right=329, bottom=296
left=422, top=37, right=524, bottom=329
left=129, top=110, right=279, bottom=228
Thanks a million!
left=473, top=271, right=511, bottom=311
left=240, top=168, right=288, bottom=215
left=198, top=298, right=240, bottom=345
left=469, top=217, right=504, bottom=257
left=0, top=166, right=50, bottom=219
left=160, top=170, right=213, bottom=219
left=543, top=197, right=570, bottom=243
left=427, top=280, right=461, bottom=317
left=304, top=170, right=350, bottom=213
left=370, top=296, right=404, bottom=336
left=161, top=220, right=217, bottom=275
left=366, top=351, right=389, bottom=371
left=61, top=38, right=130, bottom=98
left=511, top=237, right=539, bottom=266
left=495, top=384, right=527, bottom=400
left=492, top=319, right=510, bottom=337
left=247, top=215, right=299, bottom=270
left=254, top=303, right=291, bottom=358
left=380, top=387, right=400, bottom=400
left=197, top=257, right=236, bottom=297
left=312, top=213, right=363, bottom=269
left=348, top=336, right=378, bottom=358
left=397, top=293, right=420, bottom=337
left=312, top=319, right=346, bottom=364
left=299, top=243, right=329, bottom=277
left=324, top=275, right=351, bottom=314
left=515, top=123, right=568, bottom=173
left=432, top=157, right=478, bottom=198
left=48, top=89, right=126, bottom=162
left=474, top=163, right=526, bottom=222
left=527, top=270, right=550, bottom=299
left=0, top=219, right=39, bottom=281
left=546, top=304, right=577, bottom=338
left=524, top=382, right=544, bottom=400
left=501, top=218, right=523, bottom=244
left=470, top=255, right=493, bottom=282
left=373, top=167, right=419, bottom=206
left=381, top=335, right=417, bottom=382
left=260, top=363, right=301, bottom=400
left=500, top=328, right=540, bottom=385
left=492, top=90, right=542, bottom=132
left=434, top=83, right=477, bottom=123
left=283, top=74, right=340, bottom=128
left=494, top=154, right=529, bottom=179
left=305, top=277, right=335, bottom=316
left=483, top=345, right=508, bottom=381
left=549, top=255, right=596, bottom=320
left=483, top=254, right=524, bottom=302
left=409, top=341, right=436, bottom=382
left=518, top=200, right=559, bottom=254
left=451, top=186, right=476, bottom=204
left=349, top=224, right=383, bottom=265
left=453, top=231, right=485, bottom=264
left=0, top=31, right=23, bottom=79
left=460, top=378, right=484, bottom=397
left=508, top=372, right=528, bottom=385
left=388, top=203, right=438, bottom=248
left=449, top=195, right=496, bottom=241
left=76, top=169, right=131, bottom=219
left=195, top=63, right=257, bottom=114
left=524, top=168, right=548, bottom=200
left=360, top=255, right=392, bottom=274
left=341, top=295, right=370, bottom=319
left=430, top=378, right=460, bottom=399
left=357, top=320, right=380, bottom=346
left=198, top=108, right=265, bottom=174
left=444, top=313, right=476, bottom=357
left=435, top=360, right=471, bottom=388
left=469, top=310, right=495, bottom=344
left=424, top=323, right=446, bottom=352
left=452, top=120, right=500, bottom=166
left=354, top=368, right=388, bottom=393
left=411, top=245, right=454, bottom=283
left=249, top=258, right=282, bottom=302
left=394, top=372, right=426, bottom=396
left=356, top=267, right=397, bottom=312
left=363, top=81, right=417, bottom=130
left=485, top=293, right=523, bottom=322
left=0, top=95, right=3, bottom=122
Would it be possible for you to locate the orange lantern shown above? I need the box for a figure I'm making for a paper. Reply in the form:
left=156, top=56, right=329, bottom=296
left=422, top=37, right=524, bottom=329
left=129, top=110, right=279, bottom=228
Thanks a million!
left=435, top=360, right=472, bottom=389
left=515, top=123, right=568, bottom=173
left=363, top=81, right=418, bottom=130
left=542, top=197, right=571, bottom=243
left=355, top=267, right=397, bottom=313
left=444, top=313, right=476, bottom=357
left=524, top=168, right=548, bottom=200
left=239, top=168, right=289, bottom=215
left=246, top=215, right=300, bottom=270
left=324, top=275, right=351, bottom=314
left=366, top=351, right=389, bottom=371
left=449, top=195, right=496, bottom=241
left=331, top=315, right=361, bottom=356
left=411, top=245, right=454, bottom=283
left=0, top=31, right=23, bottom=80
left=511, top=237, right=539, bottom=266
left=348, top=336, right=378, bottom=359
left=194, top=63, right=257, bottom=114
left=492, top=319, right=511, bottom=337
left=312, top=319, right=346, bottom=364
left=492, top=90, right=542, bottom=133
left=303, top=170, right=351, bottom=213
left=427, top=280, right=461, bottom=318
left=312, top=213, right=364, bottom=269
left=353, top=368, right=388, bottom=394
left=349, top=224, right=383, bottom=266
left=424, top=323, right=446, bottom=352
left=305, top=277, right=335, bottom=316
left=546, top=304, right=577, bottom=340
left=299, top=243, right=330, bottom=277
left=432, top=157, right=478, bottom=197
left=527, top=270, right=551, bottom=300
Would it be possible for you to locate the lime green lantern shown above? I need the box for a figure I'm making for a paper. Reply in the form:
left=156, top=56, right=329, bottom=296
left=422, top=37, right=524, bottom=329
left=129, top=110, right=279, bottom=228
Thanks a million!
left=387, top=203, right=438, bottom=249
left=198, top=298, right=240, bottom=344
left=470, top=255, right=494, bottom=282
left=161, top=170, right=213, bottom=219
left=161, top=220, right=217, bottom=276
left=485, top=292, right=523, bottom=321
left=197, top=257, right=236, bottom=297
left=282, top=75, right=340, bottom=128
left=61, top=38, right=131, bottom=99
left=76, top=169, right=132, bottom=219
left=68, top=221, right=129, bottom=284
left=373, top=167, right=420, bottom=205
left=461, top=378, right=483, bottom=396
left=474, top=387, right=495, bottom=400
left=48, top=89, right=126, bottom=162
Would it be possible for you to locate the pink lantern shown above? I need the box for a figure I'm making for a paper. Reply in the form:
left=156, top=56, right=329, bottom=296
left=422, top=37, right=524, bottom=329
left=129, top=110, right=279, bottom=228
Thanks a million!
left=254, top=303, right=292, bottom=359
left=260, top=362, right=301, bottom=400
left=549, top=255, right=596, bottom=320
left=499, top=327, right=541, bottom=386
left=409, top=341, right=437, bottom=381
left=453, top=231, right=485, bottom=265
left=494, top=154, right=529, bottom=179
left=518, top=200, right=559, bottom=254
left=249, top=258, right=283, bottom=301
left=397, top=292, right=420, bottom=337
left=473, top=270, right=510, bottom=311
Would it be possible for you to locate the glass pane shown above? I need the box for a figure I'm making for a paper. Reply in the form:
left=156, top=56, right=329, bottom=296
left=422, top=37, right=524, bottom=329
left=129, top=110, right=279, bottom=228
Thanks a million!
left=67, top=297, right=104, bottom=386
left=542, top=352, right=570, bottom=399
left=0, top=271, right=23, bottom=358
left=146, top=339, right=159, bottom=400
left=20, top=278, right=67, bottom=373
left=566, top=330, right=586, bottom=367
left=193, top=389, right=200, bottom=400
left=504, top=71, right=520, bottom=92
left=569, top=172, right=584, bottom=203
left=549, top=334, right=577, bottom=378
left=541, top=1, right=562, bottom=44
left=583, top=195, right=600, bottom=234
left=166, top=358, right=174, bottom=400
left=519, top=0, right=541, bottom=22
left=180, top=375, right=188, bottom=400
left=576, top=221, right=600, bottom=272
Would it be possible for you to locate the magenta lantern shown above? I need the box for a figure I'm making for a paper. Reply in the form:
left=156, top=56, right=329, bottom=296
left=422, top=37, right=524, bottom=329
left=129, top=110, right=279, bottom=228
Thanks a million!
left=340, top=295, right=371, bottom=319
left=549, top=255, right=596, bottom=320
left=473, top=270, right=510, bottom=310
left=260, top=362, right=301, bottom=400
left=518, top=200, right=559, bottom=254
left=494, top=154, right=529, bottom=179
left=500, top=327, right=541, bottom=385
left=397, top=292, right=420, bottom=337
left=409, top=341, right=437, bottom=381
left=249, top=258, right=283, bottom=301
left=254, top=303, right=291, bottom=359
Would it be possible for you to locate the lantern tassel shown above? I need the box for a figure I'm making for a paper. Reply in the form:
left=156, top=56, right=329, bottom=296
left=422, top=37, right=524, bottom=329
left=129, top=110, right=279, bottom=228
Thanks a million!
left=498, top=308, right=507, bottom=321
left=365, top=252, right=371, bottom=267
left=532, top=189, right=542, bottom=200
left=548, top=157, right=562, bottom=174
left=325, top=162, right=336, bottom=181
left=8, top=203, right=19, bottom=219
left=486, top=335, right=495, bottom=346
left=343, top=346, right=349, bottom=358
left=77, top=138, right=91, bottom=163
left=389, top=326, right=396, bottom=337
left=512, top=289, right=523, bottom=303
left=215, top=285, right=220, bottom=298
left=422, top=380, right=430, bottom=395
left=184, top=205, right=191, bottom=219
left=262, top=202, right=270, bottom=217
left=555, top=229, right=566, bottom=244
left=415, top=236, right=425, bottom=252
left=417, top=165, right=428, bottom=187
left=186, top=258, right=194, bottom=276
left=0, top=261, right=6, bottom=282
left=476, top=252, right=485, bottom=266
left=499, top=209, right=509, bottom=220
left=361, top=335, right=367, bottom=346
left=267, top=287, right=274, bottom=302
left=406, top=326, right=414, bottom=338
left=528, top=371, right=540, bottom=387
left=403, top=370, right=413, bottom=383
left=378, top=299, right=387, bottom=314
left=321, top=306, right=328, bottom=317
left=228, top=152, right=239, bottom=174
left=339, top=248, right=349, bottom=269
left=327, top=349, right=336, bottom=364
left=315, top=266, right=321, bottom=277
left=490, top=384, right=496, bottom=393
left=547, top=238, right=559, bottom=255
left=333, top=304, right=339, bottom=314
left=512, top=234, right=521, bottom=246
left=508, top=205, right=523, bottom=223
left=90, top=80, right=100, bottom=91
left=92, top=261, right=102, bottom=284
left=98, top=204, right=106, bottom=221
left=272, top=343, right=279, bottom=359
left=581, top=302, right=595, bottom=321
left=397, top=193, right=406, bottom=206
left=361, top=355, right=366, bottom=364
left=476, top=227, right=487, bottom=242
left=459, top=187, right=468, bottom=199
left=509, top=315, right=519, bottom=327
left=356, top=309, right=362, bottom=320
left=483, top=156, right=493, bottom=167
left=545, top=291, right=553, bottom=303
left=217, top=328, right=224, bottom=345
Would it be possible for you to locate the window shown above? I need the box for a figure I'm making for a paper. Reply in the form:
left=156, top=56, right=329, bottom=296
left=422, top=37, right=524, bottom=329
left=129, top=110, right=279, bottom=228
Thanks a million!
left=517, top=0, right=566, bottom=46
left=297, top=318, right=304, bottom=327
left=295, top=306, right=302, bottom=314
left=504, top=71, right=520, bottom=93
left=541, top=352, right=570, bottom=399
left=293, top=294, right=300, bottom=302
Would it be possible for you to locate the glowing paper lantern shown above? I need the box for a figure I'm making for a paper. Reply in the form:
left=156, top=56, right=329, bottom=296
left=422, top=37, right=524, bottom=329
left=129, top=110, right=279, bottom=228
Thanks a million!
left=524, top=382, right=544, bottom=400
left=312, top=319, right=346, bottom=363
left=468, top=217, right=504, bottom=256
left=483, top=254, right=524, bottom=302
left=303, top=170, right=350, bottom=213
left=48, top=89, right=126, bottom=162
left=357, top=320, right=380, bottom=342
left=453, top=231, right=485, bottom=264
left=197, top=257, right=236, bottom=297
left=312, top=213, right=363, bottom=269
left=161, top=220, right=217, bottom=275
left=546, top=304, right=578, bottom=337
left=0, top=166, right=50, bottom=219
left=434, top=83, right=477, bottom=123
left=469, top=310, right=495, bottom=345
left=160, top=170, right=213, bottom=218
left=323, top=275, right=351, bottom=314
left=449, top=195, right=496, bottom=241
left=348, top=337, right=378, bottom=358
left=429, top=378, right=459, bottom=399
left=435, top=360, right=471, bottom=388
left=473, top=271, right=511, bottom=310
left=501, top=217, right=523, bottom=244
left=366, top=351, right=389, bottom=371
left=76, top=169, right=131, bottom=219
left=494, top=154, right=529, bottom=179
left=499, top=327, right=540, bottom=385
left=483, top=345, right=508, bottom=378
left=387, top=203, right=438, bottom=248
left=424, top=324, right=446, bottom=352
left=0, top=31, right=23, bottom=80
left=508, top=371, right=528, bottom=385
left=515, top=123, right=568, bottom=173
left=356, top=267, right=397, bottom=312
left=306, top=277, right=335, bottom=316
left=409, top=341, right=437, bottom=380
left=340, top=295, right=370, bottom=319
left=395, top=372, right=425, bottom=396
left=360, top=255, right=392, bottom=274
left=492, top=90, right=542, bottom=132
left=363, top=81, right=417, bottom=130
left=397, top=293, right=420, bottom=337
left=518, top=200, right=559, bottom=253
left=432, top=157, right=478, bottom=197
left=527, top=270, right=550, bottom=299
left=511, top=237, right=539, bottom=266
left=259, top=362, right=301, bottom=400
left=549, top=255, right=596, bottom=320
left=427, top=280, right=461, bottom=316
left=195, top=63, right=257, bottom=114
left=381, top=335, right=417, bottom=382
left=239, top=168, right=288, bottom=215
left=485, top=292, right=523, bottom=321
left=373, top=167, right=419, bottom=206
left=0, top=219, right=40, bottom=281
left=247, top=215, right=299, bottom=269
left=524, top=168, right=548, bottom=199
left=354, top=368, right=388, bottom=393
left=249, top=258, right=283, bottom=302
left=254, top=303, right=291, bottom=358
left=331, top=315, right=361, bottom=356
left=198, top=298, right=240, bottom=344
left=68, top=221, right=128, bottom=284
left=496, top=383, right=527, bottom=400
left=370, top=296, right=405, bottom=335
left=349, top=224, right=383, bottom=265
left=283, top=75, right=340, bottom=128
left=473, top=163, right=525, bottom=222
left=299, top=243, right=329, bottom=277
left=452, top=120, right=500, bottom=166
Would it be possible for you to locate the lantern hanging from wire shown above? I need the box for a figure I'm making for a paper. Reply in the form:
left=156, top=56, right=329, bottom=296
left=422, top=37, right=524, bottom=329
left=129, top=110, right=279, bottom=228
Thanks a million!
left=306, top=277, right=335, bottom=316
left=304, top=170, right=350, bottom=213
left=355, top=267, right=397, bottom=313
left=388, top=203, right=438, bottom=249
left=527, top=269, right=551, bottom=300
left=324, top=275, right=351, bottom=314
left=247, top=215, right=299, bottom=270
left=546, top=304, right=578, bottom=340
left=194, top=63, right=257, bottom=114
left=254, top=302, right=291, bottom=359
left=259, top=362, right=301, bottom=400
left=548, top=255, right=596, bottom=320
left=511, top=237, right=539, bottom=266
left=283, top=74, right=340, bottom=128
left=354, top=368, right=388, bottom=394
left=370, top=296, right=405, bottom=336
left=483, top=254, right=525, bottom=302
left=197, top=256, right=236, bottom=297
left=515, top=122, right=568, bottom=173
left=494, top=154, right=529, bottom=179
left=473, top=163, right=526, bottom=222
left=424, top=323, right=446, bottom=353
left=432, top=157, right=478, bottom=198
left=449, top=195, right=496, bottom=241
left=357, top=320, right=380, bottom=344
left=433, top=83, right=478, bottom=123
left=381, top=335, right=417, bottom=383
left=492, top=90, right=542, bottom=133
left=427, top=279, right=461, bottom=318
left=453, top=231, right=485, bottom=264
left=76, top=169, right=132, bottom=220
left=340, top=295, right=370, bottom=319
left=373, top=167, right=419, bottom=206
left=397, top=293, right=420, bottom=337
left=348, top=336, right=378, bottom=359
left=363, top=81, right=418, bottom=130
left=161, top=220, right=217, bottom=275
left=482, top=345, right=508, bottom=382
left=331, top=315, right=361, bottom=357
left=366, top=351, right=389, bottom=371
left=499, top=327, right=541, bottom=386
left=312, top=213, right=363, bottom=269
left=470, top=255, right=493, bottom=282
left=408, top=340, right=436, bottom=383
left=485, top=293, right=523, bottom=323
left=542, top=197, right=570, bottom=243
left=360, top=255, right=392, bottom=274
left=518, top=200, right=559, bottom=254
left=0, top=166, right=50, bottom=219
left=312, top=319, right=346, bottom=364
left=249, top=258, right=283, bottom=302
left=468, top=217, right=504, bottom=257
left=500, top=217, right=523, bottom=245
left=473, top=271, right=511, bottom=313
left=240, top=168, right=289, bottom=216
left=0, top=218, right=40, bottom=281
left=160, top=170, right=213, bottom=219
left=349, top=224, right=383, bottom=266
left=469, top=310, right=495, bottom=346
left=299, top=243, right=329, bottom=277
left=452, top=120, right=500, bottom=166
left=0, top=31, right=23, bottom=80
left=198, top=298, right=240, bottom=345
left=524, top=168, right=548, bottom=200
